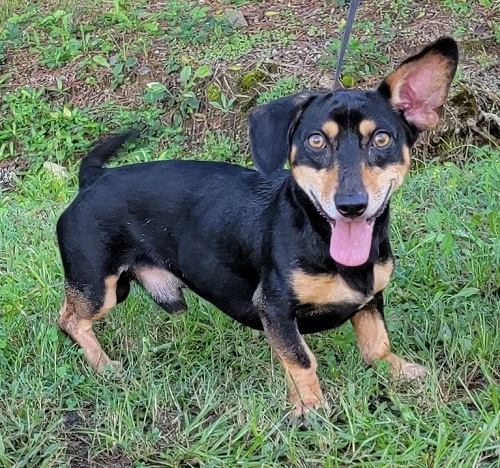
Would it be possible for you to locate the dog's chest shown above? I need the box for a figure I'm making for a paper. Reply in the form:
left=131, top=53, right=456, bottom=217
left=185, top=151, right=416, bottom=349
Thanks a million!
left=291, top=261, right=393, bottom=315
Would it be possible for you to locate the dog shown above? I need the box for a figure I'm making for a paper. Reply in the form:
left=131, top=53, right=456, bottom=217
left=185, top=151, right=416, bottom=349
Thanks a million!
left=57, top=37, right=458, bottom=417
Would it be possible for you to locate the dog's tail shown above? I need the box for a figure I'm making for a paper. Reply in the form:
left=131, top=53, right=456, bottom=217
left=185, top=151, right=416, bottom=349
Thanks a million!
left=78, top=131, right=136, bottom=189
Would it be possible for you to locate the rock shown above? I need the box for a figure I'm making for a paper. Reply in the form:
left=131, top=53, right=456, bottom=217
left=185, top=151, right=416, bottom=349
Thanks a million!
left=225, top=9, right=247, bottom=29
left=318, top=74, right=334, bottom=90
left=0, top=168, right=15, bottom=191
left=43, top=161, right=69, bottom=178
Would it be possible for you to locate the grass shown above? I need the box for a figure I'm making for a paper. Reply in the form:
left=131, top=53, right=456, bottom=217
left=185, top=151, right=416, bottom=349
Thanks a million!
left=1, top=152, right=499, bottom=466
left=1, top=0, right=499, bottom=466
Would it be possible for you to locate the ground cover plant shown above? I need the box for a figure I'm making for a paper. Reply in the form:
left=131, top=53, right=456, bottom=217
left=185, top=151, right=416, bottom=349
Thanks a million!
left=0, top=0, right=499, bottom=466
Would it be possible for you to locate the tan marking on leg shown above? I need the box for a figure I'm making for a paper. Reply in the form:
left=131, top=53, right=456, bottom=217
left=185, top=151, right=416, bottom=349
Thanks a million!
left=291, top=270, right=364, bottom=305
left=373, top=261, right=394, bottom=294
left=322, top=120, right=339, bottom=140
left=102, top=275, right=118, bottom=312
left=351, top=306, right=390, bottom=362
left=351, top=306, right=426, bottom=379
left=262, top=316, right=323, bottom=417
left=59, top=277, right=120, bottom=373
left=359, top=119, right=376, bottom=138
left=276, top=337, right=323, bottom=417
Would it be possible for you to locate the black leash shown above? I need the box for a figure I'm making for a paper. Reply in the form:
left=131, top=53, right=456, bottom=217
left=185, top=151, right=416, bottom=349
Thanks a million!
left=332, top=0, right=361, bottom=91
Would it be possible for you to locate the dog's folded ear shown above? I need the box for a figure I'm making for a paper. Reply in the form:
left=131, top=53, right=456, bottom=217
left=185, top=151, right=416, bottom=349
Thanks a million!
left=248, top=91, right=318, bottom=177
left=378, top=37, right=459, bottom=131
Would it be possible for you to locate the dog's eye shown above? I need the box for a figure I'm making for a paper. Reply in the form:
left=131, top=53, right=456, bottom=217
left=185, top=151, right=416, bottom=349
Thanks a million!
left=307, top=133, right=326, bottom=150
left=373, top=131, right=392, bottom=148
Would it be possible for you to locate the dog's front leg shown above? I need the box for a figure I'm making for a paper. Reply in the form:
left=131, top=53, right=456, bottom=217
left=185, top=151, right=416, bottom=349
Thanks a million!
left=259, top=304, right=323, bottom=417
left=351, top=293, right=427, bottom=379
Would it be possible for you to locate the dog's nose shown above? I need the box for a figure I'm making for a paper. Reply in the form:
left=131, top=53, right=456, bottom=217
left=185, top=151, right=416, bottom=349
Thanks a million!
left=334, top=193, right=368, bottom=218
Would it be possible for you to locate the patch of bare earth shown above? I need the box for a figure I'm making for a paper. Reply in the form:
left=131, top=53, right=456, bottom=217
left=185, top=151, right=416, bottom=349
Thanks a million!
left=62, top=410, right=134, bottom=467
left=2, top=0, right=499, bottom=165
left=177, top=0, right=499, bottom=159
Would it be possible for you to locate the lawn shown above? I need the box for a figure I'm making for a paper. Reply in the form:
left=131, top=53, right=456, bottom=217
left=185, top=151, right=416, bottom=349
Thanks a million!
left=0, top=0, right=499, bottom=466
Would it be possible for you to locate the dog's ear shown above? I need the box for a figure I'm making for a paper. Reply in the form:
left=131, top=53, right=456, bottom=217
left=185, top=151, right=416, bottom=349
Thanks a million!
left=248, top=91, right=318, bottom=176
left=378, top=37, right=458, bottom=131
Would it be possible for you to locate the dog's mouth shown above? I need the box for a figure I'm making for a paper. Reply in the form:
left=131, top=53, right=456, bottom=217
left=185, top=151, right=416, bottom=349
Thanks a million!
left=311, top=183, right=393, bottom=267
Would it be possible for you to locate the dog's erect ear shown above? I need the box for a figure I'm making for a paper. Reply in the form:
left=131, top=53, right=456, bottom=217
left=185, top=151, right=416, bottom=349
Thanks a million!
left=248, top=91, right=318, bottom=176
left=378, top=37, right=459, bottom=131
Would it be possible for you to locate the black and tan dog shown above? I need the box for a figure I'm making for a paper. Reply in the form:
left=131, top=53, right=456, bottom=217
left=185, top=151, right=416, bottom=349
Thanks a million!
left=57, top=38, right=458, bottom=417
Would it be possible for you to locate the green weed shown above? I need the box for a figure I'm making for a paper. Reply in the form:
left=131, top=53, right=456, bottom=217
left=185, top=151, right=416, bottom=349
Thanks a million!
left=142, top=64, right=213, bottom=126
left=320, top=19, right=392, bottom=85
left=0, top=87, right=104, bottom=165
left=256, top=77, right=301, bottom=104
left=0, top=86, right=177, bottom=168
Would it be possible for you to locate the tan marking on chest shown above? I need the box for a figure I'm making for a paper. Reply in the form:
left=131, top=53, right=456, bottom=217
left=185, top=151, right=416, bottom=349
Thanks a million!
left=351, top=306, right=391, bottom=363
left=373, top=261, right=394, bottom=294
left=292, top=271, right=364, bottom=305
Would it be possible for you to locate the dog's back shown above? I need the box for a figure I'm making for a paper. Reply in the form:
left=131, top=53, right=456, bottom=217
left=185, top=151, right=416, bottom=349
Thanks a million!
left=58, top=149, right=289, bottom=334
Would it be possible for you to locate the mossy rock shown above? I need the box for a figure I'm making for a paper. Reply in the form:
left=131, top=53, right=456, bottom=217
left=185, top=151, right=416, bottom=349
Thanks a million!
left=450, top=86, right=480, bottom=119
left=239, top=70, right=267, bottom=92
left=206, top=83, right=222, bottom=102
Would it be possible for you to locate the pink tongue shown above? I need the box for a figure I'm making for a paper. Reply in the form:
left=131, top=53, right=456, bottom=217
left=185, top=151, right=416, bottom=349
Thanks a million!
left=329, top=220, right=374, bottom=267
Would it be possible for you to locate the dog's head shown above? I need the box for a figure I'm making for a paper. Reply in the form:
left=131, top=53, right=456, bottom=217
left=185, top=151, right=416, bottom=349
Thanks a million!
left=248, top=37, right=458, bottom=267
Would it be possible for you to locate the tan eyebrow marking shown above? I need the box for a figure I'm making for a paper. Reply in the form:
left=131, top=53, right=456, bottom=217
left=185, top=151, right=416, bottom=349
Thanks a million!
left=359, top=119, right=377, bottom=138
left=321, top=121, right=340, bottom=140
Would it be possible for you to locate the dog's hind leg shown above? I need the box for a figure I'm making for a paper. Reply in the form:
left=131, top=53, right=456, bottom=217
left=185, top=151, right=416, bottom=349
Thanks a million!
left=351, top=293, right=427, bottom=379
left=116, top=271, right=132, bottom=304
left=59, top=275, right=121, bottom=373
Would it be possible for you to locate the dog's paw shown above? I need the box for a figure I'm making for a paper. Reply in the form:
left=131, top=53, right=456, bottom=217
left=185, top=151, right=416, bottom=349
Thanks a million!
left=291, top=406, right=328, bottom=431
left=400, top=361, right=427, bottom=379
left=96, top=359, right=123, bottom=376
left=289, top=391, right=324, bottom=419
left=391, top=359, right=427, bottom=380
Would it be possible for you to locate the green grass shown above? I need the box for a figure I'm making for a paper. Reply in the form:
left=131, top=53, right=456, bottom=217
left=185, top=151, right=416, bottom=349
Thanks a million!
left=1, top=0, right=499, bottom=466
left=1, top=152, right=499, bottom=466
